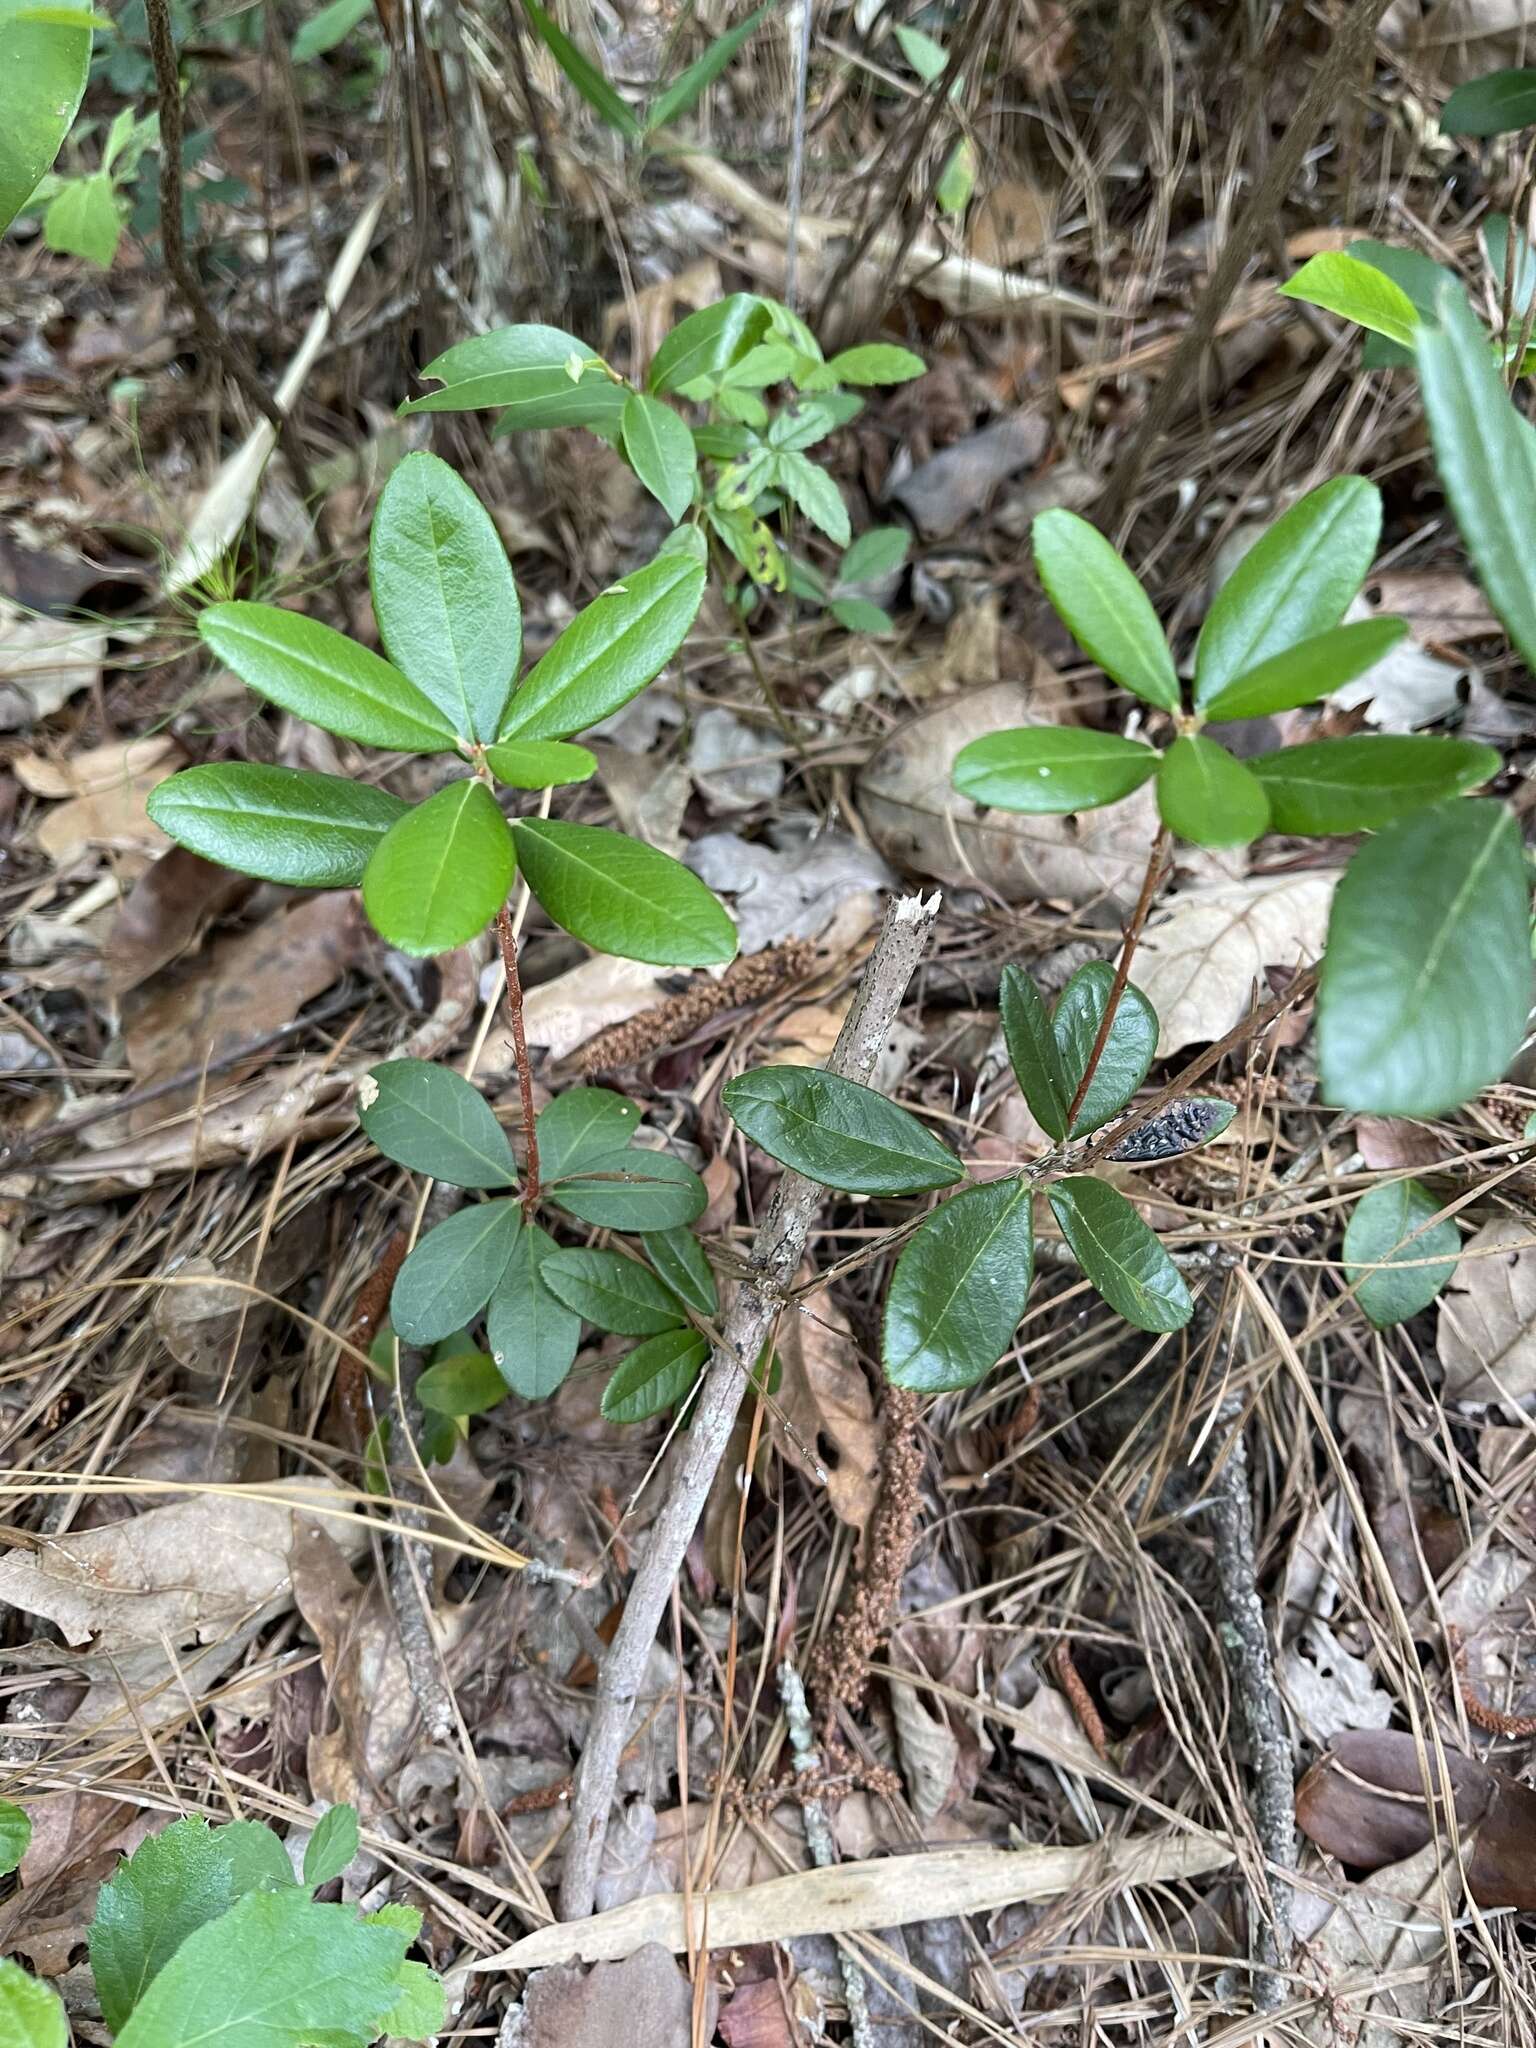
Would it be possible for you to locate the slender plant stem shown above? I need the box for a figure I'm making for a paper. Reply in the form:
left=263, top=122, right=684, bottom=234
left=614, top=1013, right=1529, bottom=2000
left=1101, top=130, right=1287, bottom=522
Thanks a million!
left=495, top=904, right=540, bottom=1210
left=782, top=0, right=813, bottom=312
left=1063, top=826, right=1170, bottom=1132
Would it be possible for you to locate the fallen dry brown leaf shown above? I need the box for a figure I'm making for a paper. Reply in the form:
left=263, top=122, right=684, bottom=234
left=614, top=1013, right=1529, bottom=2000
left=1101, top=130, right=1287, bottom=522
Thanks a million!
left=1132, top=872, right=1337, bottom=1057
left=771, top=1287, right=880, bottom=1531
left=13, top=733, right=179, bottom=799
left=1436, top=1216, right=1536, bottom=1405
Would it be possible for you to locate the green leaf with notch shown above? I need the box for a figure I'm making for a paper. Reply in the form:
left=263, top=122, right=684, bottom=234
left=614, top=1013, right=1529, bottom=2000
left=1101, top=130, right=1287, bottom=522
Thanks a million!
left=999, top=962, right=1070, bottom=1140
left=621, top=392, right=699, bottom=522
left=0, top=1801, right=28, bottom=1878
left=0, top=0, right=90, bottom=238
left=647, top=0, right=773, bottom=129
left=390, top=1200, right=522, bottom=1346
left=1052, top=961, right=1158, bottom=1138
left=487, top=1225, right=581, bottom=1400
left=512, top=817, right=736, bottom=966
left=369, top=451, right=521, bottom=742
left=641, top=1226, right=717, bottom=1315
left=536, top=1086, right=641, bottom=1176
left=1199, top=617, right=1408, bottom=720
left=522, top=0, right=640, bottom=136
left=1031, top=508, right=1180, bottom=712
left=0, top=1959, right=65, bottom=2048
left=953, top=726, right=1160, bottom=813
left=416, top=1348, right=507, bottom=1416
left=484, top=739, right=597, bottom=788
left=540, top=1247, right=688, bottom=1335
left=145, top=763, right=407, bottom=888
left=1047, top=1175, right=1192, bottom=1332
left=199, top=602, right=459, bottom=753
left=500, top=547, right=706, bottom=742
left=358, top=1059, right=517, bottom=1188
left=1343, top=1178, right=1460, bottom=1328
left=362, top=780, right=514, bottom=956
left=1279, top=251, right=1422, bottom=348
left=602, top=1327, right=709, bottom=1422
left=401, top=321, right=614, bottom=424
left=775, top=450, right=851, bottom=544
left=1442, top=66, right=1536, bottom=136
left=302, top=1806, right=358, bottom=1891
left=549, top=1148, right=707, bottom=1229
left=649, top=294, right=769, bottom=394
left=1318, top=799, right=1532, bottom=1116
left=1156, top=735, right=1270, bottom=846
left=1193, top=477, right=1382, bottom=710
left=883, top=1177, right=1034, bottom=1392
left=1248, top=735, right=1500, bottom=834
left=825, top=343, right=926, bottom=385
left=722, top=1066, right=964, bottom=1195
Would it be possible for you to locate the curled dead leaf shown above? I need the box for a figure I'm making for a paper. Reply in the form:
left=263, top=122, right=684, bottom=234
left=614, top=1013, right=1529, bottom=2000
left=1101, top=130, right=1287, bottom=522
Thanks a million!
left=1133, top=872, right=1337, bottom=1057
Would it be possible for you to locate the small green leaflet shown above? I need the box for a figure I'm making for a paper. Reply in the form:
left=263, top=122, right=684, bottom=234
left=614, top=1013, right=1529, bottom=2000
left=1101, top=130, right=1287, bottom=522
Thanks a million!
left=487, top=1225, right=581, bottom=1400
left=0, top=0, right=91, bottom=239
left=621, top=392, right=699, bottom=522
left=145, top=763, right=407, bottom=889
left=401, top=321, right=614, bottom=423
left=292, top=0, right=372, bottom=60
left=837, top=526, right=910, bottom=587
left=824, top=343, right=926, bottom=385
left=1155, top=735, right=1270, bottom=847
left=999, top=963, right=1070, bottom=1139
left=0, top=1800, right=28, bottom=1877
left=649, top=295, right=769, bottom=394
left=722, top=1066, right=964, bottom=1195
left=602, top=1327, right=709, bottom=1422
left=484, top=739, right=597, bottom=788
left=45, top=170, right=121, bottom=265
left=536, top=1086, right=641, bottom=1176
left=1031, top=509, right=1180, bottom=713
left=1199, top=617, right=1408, bottom=721
left=0, top=1958, right=65, bottom=2048
left=1343, top=1178, right=1460, bottom=1328
left=641, top=1225, right=718, bottom=1315
left=775, top=450, right=851, bottom=544
left=302, top=1805, right=359, bottom=1890
left=522, top=0, right=641, bottom=138
left=952, top=726, right=1160, bottom=813
left=895, top=22, right=948, bottom=81
left=646, top=0, right=773, bottom=130
left=1248, top=735, right=1500, bottom=834
left=936, top=137, right=976, bottom=214
left=540, top=1247, right=688, bottom=1335
left=549, top=1148, right=707, bottom=1229
left=1441, top=66, right=1536, bottom=137
left=362, top=779, right=515, bottom=957
left=389, top=1200, right=522, bottom=1345
left=511, top=818, right=737, bottom=967
left=199, top=602, right=459, bottom=753
left=1052, top=961, right=1158, bottom=1138
left=1317, top=800, right=1532, bottom=1116
left=883, top=1178, right=1035, bottom=1391
left=359, top=1059, right=518, bottom=1188
left=416, top=1348, right=507, bottom=1416
left=1047, top=1175, right=1192, bottom=1332
left=1279, top=251, right=1422, bottom=349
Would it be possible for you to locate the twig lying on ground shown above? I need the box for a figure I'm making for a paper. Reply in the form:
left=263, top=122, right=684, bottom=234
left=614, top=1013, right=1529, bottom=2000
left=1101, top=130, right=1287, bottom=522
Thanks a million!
left=558, top=891, right=942, bottom=1922
left=780, top=1661, right=874, bottom=2048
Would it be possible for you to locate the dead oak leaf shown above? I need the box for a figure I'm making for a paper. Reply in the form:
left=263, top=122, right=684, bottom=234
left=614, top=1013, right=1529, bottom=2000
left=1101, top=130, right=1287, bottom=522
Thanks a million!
left=1437, top=1216, right=1536, bottom=1405
left=773, top=1288, right=880, bottom=1531
left=1133, top=871, right=1337, bottom=1057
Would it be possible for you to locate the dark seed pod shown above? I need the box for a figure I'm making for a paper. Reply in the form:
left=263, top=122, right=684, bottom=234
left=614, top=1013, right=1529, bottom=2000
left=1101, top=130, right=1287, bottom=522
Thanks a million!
left=1108, top=1096, right=1236, bottom=1163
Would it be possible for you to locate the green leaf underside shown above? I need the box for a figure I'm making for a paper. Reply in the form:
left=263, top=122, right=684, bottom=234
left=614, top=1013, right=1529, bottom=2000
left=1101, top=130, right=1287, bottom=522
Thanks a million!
left=484, top=739, right=597, bottom=788
left=1156, top=735, right=1271, bottom=847
left=1279, top=251, right=1422, bottom=348
left=952, top=726, right=1160, bottom=813
left=999, top=963, right=1070, bottom=1140
left=524, top=0, right=641, bottom=137
left=540, top=1247, right=687, bottom=1335
left=198, top=602, right=458, bottom=753
left=362, top=779, right=514, bottom=956
left=144, top=763, right=407, bottom=888
left=390, top=1200, right=522, bottom=1345
left=369, top=451, right=521, bottom=743
left=883, top=1178, right=1035, bottom=1391
left=1047, top=1176, right=1192, bottom=1332
left=1416, top=283, right=1536, bottom=676
left=722, top=1066, right=964, bottom=1195
left=1052, top=961, right=1159, bottom=1138
left=1032, top=509, right=1180, bottom=712
left=1441, top=66, right=1536, bottom=137
left=1343, top=1178, right=1460, bottom=1328
left=640, top=1225, right=718, bottom=1315
left=487, top=1225, right=581, bottom=1400
left=602, top=1327, right=709, bottom=1422
left=402, top=321, right=607, bottom=417
left=649, top=295, right=770, bottom=394
left=0, top=1958, right=65, bottom=2047
left=1249, top=736, right=1500, bottom=834
left=646, top=0, right=773, bottom=129
left=512, top=817, right=736, bottom=967
left=1318, top=800, right=1532, bottom=1116
left=302, top=1806, right=359, bottom=1891
left=1193, top=477, right=1382, bottom=708
left=500, top=548, right=707, bottom=742
left=415, top=1349, right=507, bottom=1415
left=359, top=1059, right=517, bottom=1188
left=536, top=1086, right=641, bottom=1177
left=0, top=0, right=91, bottom=238
left=550, top=1148, right=707, bottom=1229
left=621, top=391, right=698, bottom=522
left=0, top=1800, right=29, bottom=1878
left=1200, top=617, right=1408, bottom=720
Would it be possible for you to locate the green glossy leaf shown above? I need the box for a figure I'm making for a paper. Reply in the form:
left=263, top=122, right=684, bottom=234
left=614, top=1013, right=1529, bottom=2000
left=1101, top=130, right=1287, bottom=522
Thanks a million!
left=1349, top=239, right=1460, bottom=368
left=523, top=0, right=640, bottom=135
left=302, top=1805, right=358, bottom=1890
left=825, top=343, right=926, bottom=385
left=44, top=170, right=121, bottom=265
left=883, top=1177, right=1034, bottom=1392
left=487, top=1225, right=580, bottom=1400
left=369, top=451, right=521, bottom=743
left=649, top=294, right=769, bottom=393
left=390, top=1200, right=522, bottom=1345
left=953, top=725, right=1160, bottom=813
left=0, top=0, right=90, bottom=237
left=145, top=764, right=407, bottom=889
left=641, top=1225, right=717, bottom=1315
left=1031, top=508, right=1179, bottom=712
left=621, top=392, right=698, bottom=522
left=512, top=818, right=737, bottom=966
left=1248, top=736, right=1501, bottom=834
left=1155, top=735, right=1270, bottom=846
left=1052, top=961, right=1158, bottom=1138
left=536, top=1086, right=641, bottom=1176
left=775, top=450, right=851, bottom=544
left=1047, top=1175, right=1192, bottom=1332
left=488, top=379, right=631, bottom=437
left=549, top=1148, right=707, bottom=1229
left=1318, top=800, right=1532, bottom=1115
left=0, top=1801, right=28, bottom=1878
left=540, top=1247, right=688, bottom=1334
left=500, top=547, right=706, bottom=742
left=1442, top=66, right=1536, bottom=136
left=113, top=1884, right=419, bottom=2048
left=998, top=962, right=1070, bottom=1140
left=415, top=1348, right=507, bottom=1415
left=358, top=1059, right=517, bottom=1188
left=602, top=1327, right=709, bottom=1422
left=1278, top=251, right=1421, bottom=347
left=1343, top=1177, right=1460, bottom=1328
left=1199, top=617, right=1408, bottom=720
left=0, top=1958, right=65, bottom=2048
left=484, top=739, right=596, bottom=788
left=837, top=525, right=910, bottom=587
left=362, top=779, right=514, bottom=956
left=646, top=0, right=772, bottom=129
left=401, top=321, right=612, bottom=421
left=1416, top=283, right=1536, bottom=673
left=292, top=0, right=372, bottom=60
left=722, top=1065, right=964, bottom=1194
left=1193, top=477, right=1382, bottom=709
left=198, top=602, right=458, bottom=753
